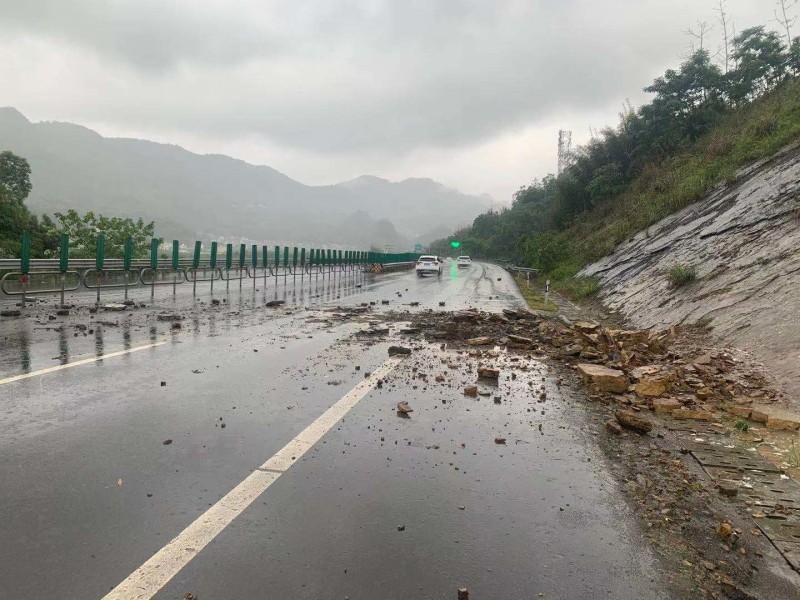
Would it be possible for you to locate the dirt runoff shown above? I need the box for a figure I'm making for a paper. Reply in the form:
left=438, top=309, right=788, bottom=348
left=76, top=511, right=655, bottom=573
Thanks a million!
left=378, top=306, right=800, bottom=599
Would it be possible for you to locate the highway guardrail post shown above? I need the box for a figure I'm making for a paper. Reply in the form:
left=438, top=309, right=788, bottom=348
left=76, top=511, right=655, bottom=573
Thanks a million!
left=20, top=232, right=30, bottom=307
left=59, top=233, right=69, bottom=306
left=172, top=240, right=179, bottom=296
left=95, top=233, right=106, bottom=305
left=123, top=236, right=133, bottom=300
left=210, top=241, right=218, bottom=294
left=192, top=241, right=201, bottom=296
left=226, top=243, right=233, bottom=292
left=251, top=244, right=258, bottom=288
left=262, top=245, right=268, bottom=286
left=150, top=238, right=159, bottom=298
left=238, top=243, right=245, bottom=291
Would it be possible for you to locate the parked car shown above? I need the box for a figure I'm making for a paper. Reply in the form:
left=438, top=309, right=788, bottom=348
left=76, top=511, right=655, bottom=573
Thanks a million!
left=457, top=255, right=472, bottom=268
left=416, top=255, right=442, bottom=276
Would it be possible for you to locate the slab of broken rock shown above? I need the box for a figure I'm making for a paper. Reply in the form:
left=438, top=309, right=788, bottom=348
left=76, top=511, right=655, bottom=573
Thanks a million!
left=615, top=410, right=653, bottom=434
left=466, top=336, right=494, bottom=346
left=477, top=366, right=500, bottom=379
left=577, top=363, right=629, bottom=393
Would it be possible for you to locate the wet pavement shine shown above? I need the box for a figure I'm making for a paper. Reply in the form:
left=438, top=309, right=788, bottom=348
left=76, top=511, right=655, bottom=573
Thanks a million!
left=0, top=262, right=669, bottom=599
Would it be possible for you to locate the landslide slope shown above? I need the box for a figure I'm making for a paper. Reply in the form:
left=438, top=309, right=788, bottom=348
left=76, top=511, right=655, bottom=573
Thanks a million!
left=580, top=141, right=800, bottom=402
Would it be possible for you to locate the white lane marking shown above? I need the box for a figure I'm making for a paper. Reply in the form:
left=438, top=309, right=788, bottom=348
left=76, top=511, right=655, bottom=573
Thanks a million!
left=102, top=355, right=404, bottom=600
left=0, top=341, right=168, bottom=386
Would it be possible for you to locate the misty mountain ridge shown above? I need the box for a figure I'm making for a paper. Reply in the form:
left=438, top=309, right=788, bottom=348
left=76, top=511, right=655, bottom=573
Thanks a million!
left=0, top=107, right=492, bottom=248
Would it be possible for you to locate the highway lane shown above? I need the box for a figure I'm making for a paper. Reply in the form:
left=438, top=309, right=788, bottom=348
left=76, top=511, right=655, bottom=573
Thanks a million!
left=0, top=261, right=668, bottom=599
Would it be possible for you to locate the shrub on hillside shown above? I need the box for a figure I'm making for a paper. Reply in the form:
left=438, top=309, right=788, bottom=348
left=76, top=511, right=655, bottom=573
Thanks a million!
left=666, top=264, right=698, bottom=288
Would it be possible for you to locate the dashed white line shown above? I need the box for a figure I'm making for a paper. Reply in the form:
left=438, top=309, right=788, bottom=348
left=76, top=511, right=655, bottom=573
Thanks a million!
left=0, top=340, right=168, bottom=386
left=102, top=355, right=405, bottom=600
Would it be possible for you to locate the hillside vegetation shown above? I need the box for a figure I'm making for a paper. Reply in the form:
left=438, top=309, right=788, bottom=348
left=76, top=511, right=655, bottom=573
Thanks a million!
left=431, top=25, right=800, bottom=297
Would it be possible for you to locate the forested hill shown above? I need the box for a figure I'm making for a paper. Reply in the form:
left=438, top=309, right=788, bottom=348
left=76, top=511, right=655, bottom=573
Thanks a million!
left=0, top=108, right=491, bottom=246
left=431, top=26, right=800, bottom=296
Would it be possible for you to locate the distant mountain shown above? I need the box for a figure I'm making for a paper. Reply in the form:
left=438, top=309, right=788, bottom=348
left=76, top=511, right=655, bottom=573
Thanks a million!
left=0, top=107, right=492, bottom=248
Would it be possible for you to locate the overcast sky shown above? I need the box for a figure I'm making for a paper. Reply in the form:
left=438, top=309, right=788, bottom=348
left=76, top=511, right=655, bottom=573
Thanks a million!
left=0, top=0, right=782, bottom=202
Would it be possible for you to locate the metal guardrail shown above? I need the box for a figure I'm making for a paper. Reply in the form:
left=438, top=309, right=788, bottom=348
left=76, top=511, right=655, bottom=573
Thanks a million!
left=1, top=234, right=421, bottom=307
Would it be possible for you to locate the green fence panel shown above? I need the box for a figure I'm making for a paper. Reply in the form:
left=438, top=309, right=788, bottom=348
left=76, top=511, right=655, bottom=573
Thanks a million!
left=59, top=234, right=69, bottom=272
left=172, top=240, right=179, bottom=270
left=192, top=241, right=201, bottom=269
left=300, top=247, right=306, bottom=266
left=210, top=241, right=218, bottom=267
left=262, top=245, right=268, bottom=267
left=225, top=243, right=233, bottom=269
left=274, top=246, right=280, bottom=267
left=238, top=243, right=246, bottom=268
left=292, top=247, right=298, bottom=266
left=96, top=234, right=106, bottom=271
left=251, top=245, right=258, bottom=268
left=123, top=236, right=133, bottom=270
left=20, top=232, right=31, bottom=274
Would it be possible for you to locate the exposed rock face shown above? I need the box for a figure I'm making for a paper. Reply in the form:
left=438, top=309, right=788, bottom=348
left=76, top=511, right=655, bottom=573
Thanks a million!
left=580, top=142, right=800, bottom=407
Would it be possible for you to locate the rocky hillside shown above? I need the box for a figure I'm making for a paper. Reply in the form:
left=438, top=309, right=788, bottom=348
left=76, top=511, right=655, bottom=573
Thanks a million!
left=580, top=141, right=800, bottom=404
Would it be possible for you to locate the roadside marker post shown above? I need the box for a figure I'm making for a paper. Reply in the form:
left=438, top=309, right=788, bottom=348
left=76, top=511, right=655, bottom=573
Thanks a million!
left=283, top=246, right=289, bottom=282
left=225, top=243, right=233, bottom=292
left=300, top=248, right=306, bottom=283
left=59, top=234, right=69, bottom=306
left=192, top=241, right=201, bottom=296
left=95, top=233, right=106, bottom=305
left=123, top=236, right=133, bottom=300
left=292, top=247, right=298, bottom=282
left=209, top=241, right=218, bottom=294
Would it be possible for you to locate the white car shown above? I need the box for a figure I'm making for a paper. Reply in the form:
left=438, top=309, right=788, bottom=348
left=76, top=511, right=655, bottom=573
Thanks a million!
left=457, top=255, right=472, bottom=268
left=416, top=255, right=442, bottom=276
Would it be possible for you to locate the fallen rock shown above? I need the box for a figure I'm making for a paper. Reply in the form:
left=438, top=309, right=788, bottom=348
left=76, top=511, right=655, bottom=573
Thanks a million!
left=464, top=385, right=478, bottom=397
left=605, top=419, right=622, bottom=435
left=265, top=300, right=286, bottom=307
left=629, top=365, right=662, bottom=380
left=396, top=401, right=413, bottom=416
left=577, top=364, right=629, bottom=393
left=466, top=336, right=494, bottom=346
left=0, top=309, right=22, bottom=317
left=157, top=314, right=181, bottom=321
left=766, top=414, right=800, bottom=431
left=458, top=589, right=469, bottom=599
left=652, top=398, right=682, bottom=414
left=634, top=375, right=671, bottom=397
left=494, top=437, right=507, bottom=444
left=718, top=481, right=739, bottom=497
left=672, top=408, right=714, bottom=421
left=507, top=334, right=533, bottom=346
left=56, top=308, right=70, bottom=316
left=388, top=346, right=412, bottom=356
left=477, top=366, right=500, bottom=379
left=574, top=321, right=600, bottom=332
left=615, top=410, right=653, bottom=434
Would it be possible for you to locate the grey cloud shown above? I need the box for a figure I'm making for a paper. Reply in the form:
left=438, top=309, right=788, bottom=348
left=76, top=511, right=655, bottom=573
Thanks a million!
left=0, top=0, right=774, bottom=156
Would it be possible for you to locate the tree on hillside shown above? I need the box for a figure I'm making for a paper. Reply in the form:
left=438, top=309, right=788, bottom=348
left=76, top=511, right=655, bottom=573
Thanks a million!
left=0, top=150, right=32, bottom=204
left=0, top=151, right=50, bottom=258
left=728, top=26, right=787, bottom=102
left=43, top=209, right=157, bottom=258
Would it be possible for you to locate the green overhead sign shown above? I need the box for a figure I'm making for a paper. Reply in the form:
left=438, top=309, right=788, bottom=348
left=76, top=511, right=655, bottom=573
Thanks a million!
left=450, top=240, right=461, bottom=249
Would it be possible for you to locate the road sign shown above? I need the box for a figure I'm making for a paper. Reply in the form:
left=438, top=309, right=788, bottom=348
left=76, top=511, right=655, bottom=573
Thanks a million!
left=414, top=243, right=422, bottom=252
left=450, top=240, right=461, bottom=249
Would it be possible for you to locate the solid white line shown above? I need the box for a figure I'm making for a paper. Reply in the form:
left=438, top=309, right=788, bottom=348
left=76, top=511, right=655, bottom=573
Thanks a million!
left=102, top=355, right=405, bottom=600
left=0, top=340, right=168, bottom=386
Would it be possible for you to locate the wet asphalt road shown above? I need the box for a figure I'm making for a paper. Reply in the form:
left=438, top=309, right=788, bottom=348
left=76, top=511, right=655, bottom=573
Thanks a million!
left=0, top=262, right=668, bottom=599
